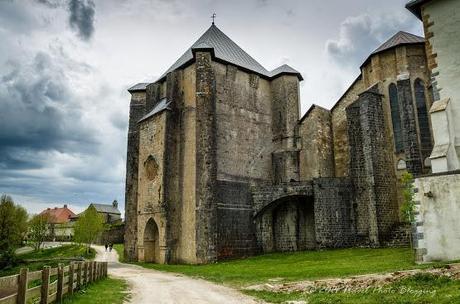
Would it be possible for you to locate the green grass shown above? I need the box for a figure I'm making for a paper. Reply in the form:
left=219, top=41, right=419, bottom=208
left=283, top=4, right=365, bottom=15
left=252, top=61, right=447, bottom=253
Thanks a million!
left=0, top=245, right=96, bottom=277
left=113, top=243, right=124, bottom=263
left=62, top=277, right=129, bottom=304
left=245, top=273, right=460, bottom=303
left=117, top=244, right=441, bottom=287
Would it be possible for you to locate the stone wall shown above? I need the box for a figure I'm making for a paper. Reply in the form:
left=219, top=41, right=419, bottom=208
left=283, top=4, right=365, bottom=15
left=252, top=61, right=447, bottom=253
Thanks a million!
left=212, top=61, right=273, bottom=259
left=331, top=76, right=365, bottom=177
left=137, top=110, right=168, bottom=263
left=252, top=179, right=354, bottom=251
left=175, top=64, right=197, bottom=263
left=313, top=178, right=354, bottom=248
left=195, top=51, right=218, bottom=264
left=216, top=180, right=258, bottom=259
left=97, top=224, right=125, bottom=245
left=397, top=76, right=424, bottom=176
left=213, top=63, right=273, bottom=183
left=298, top=105, right=334, bottom=180
left=414, top=171, right=460, bottom=262
left=421, top=0, right=460, bottom=172
left=124, top=90, right=146, bottom=261
left=271, top=75, right=301, bottom=183
left=347, top=89, right=399, bottom=245
left=422, top=0, right=460, bottom=121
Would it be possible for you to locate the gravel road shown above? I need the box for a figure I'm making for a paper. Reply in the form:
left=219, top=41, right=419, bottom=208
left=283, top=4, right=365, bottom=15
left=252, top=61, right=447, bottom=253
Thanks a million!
left=93, top=245, right=261, bottom=304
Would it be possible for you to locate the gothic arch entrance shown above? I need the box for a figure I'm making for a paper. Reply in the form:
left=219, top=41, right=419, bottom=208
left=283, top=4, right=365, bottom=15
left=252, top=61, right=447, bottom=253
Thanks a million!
left=144, top=218, right=160, bottom=263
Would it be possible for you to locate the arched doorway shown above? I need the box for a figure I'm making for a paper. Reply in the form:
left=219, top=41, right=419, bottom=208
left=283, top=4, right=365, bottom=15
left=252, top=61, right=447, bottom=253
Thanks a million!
left=256, top=195, right=316, bottom=252
left=144, top=218, right=160, bottom=263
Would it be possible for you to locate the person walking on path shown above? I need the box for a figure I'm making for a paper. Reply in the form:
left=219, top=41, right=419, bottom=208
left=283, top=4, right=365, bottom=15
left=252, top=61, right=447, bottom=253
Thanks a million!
left=105, top=243, right=108, bottom=252
left=109, top=243, right=113, bottom=252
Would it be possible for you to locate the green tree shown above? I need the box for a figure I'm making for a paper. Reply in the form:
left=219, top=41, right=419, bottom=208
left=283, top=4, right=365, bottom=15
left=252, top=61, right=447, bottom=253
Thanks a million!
left=400, top=172, right=416, bottom=224
left=29, top=214, right=50, bottom=251
left=74, top=206, right=104, bottom=253
left=0, top=194, right=28, bottom=269
left=0, top=194, right=28, bottom=251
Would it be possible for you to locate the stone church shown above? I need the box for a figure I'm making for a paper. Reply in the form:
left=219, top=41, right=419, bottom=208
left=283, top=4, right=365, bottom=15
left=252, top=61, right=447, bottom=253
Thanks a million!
left=124, top=24, right=434, bottom=264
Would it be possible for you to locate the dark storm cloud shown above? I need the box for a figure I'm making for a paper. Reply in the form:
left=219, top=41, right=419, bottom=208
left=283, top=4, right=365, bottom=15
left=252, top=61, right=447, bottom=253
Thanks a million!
left=326, top=13, right=419, bottom=68
left=35, top=0, right=61, bottom=8
left=0, top=51, right=98, bottom=170
left=68, top=0, right=95, bottom=40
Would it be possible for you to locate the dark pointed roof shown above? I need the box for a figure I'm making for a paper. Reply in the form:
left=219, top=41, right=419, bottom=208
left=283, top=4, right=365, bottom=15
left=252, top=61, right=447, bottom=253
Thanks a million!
left=269, top=64, right=303, bottom=80
left=138, top=98, right=171, bottom=122
left=406, top=0, right=431, bottom=20
left=128, top=83, right=149, bottom=92
left=361, top=31, right=425, bottom=68
left=156, top=24, right=302, bottom=82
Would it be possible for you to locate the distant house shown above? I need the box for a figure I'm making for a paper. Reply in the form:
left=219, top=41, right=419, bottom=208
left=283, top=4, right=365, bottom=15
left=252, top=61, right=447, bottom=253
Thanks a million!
left=39, top=205, right=76, bottom=240
left=87, top=200, right=122, bottom=224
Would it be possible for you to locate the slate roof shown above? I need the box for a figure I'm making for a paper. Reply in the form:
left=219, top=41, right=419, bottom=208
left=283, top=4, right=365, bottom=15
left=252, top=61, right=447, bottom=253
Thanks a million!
left=128, top=83, right=149, bottom=92
left=269, top=64, right=303, bottom=80
left=138, top=98, right=171, bottom=122
left=40, top=206, right=76, bottom=224
left=156, top=24, right=302, bottom=82
left=90, top=203, right=121, bottom=215
left=361, top=31, right=425, bottom=67
left=406, top=0, right=432, bottom=19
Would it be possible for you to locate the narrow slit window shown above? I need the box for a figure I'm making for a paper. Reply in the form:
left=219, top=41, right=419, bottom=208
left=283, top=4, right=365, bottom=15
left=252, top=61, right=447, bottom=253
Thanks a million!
left=389, top=84, right=403, bottom=152
left=414, top=79, right=432, bottom=154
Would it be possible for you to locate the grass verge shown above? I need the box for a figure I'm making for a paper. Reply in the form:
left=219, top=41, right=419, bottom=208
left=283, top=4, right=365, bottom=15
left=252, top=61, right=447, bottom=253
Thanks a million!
left=245, top=273, right=460, bottom=303
left=113, top=243, right=124, bottom=263
left=62, top=277, right=129, bottom=304
left=0, top=245, right=95, bottom=277
left=135, top=247, right=439, bottom=286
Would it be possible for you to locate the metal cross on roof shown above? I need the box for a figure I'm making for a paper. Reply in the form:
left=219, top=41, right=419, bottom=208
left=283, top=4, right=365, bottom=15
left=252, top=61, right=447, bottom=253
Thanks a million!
left=211, top=13, right=216, bottom=25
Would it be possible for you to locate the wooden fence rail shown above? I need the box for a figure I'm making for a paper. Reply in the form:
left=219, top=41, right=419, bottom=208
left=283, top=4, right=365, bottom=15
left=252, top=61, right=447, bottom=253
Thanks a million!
left=0, top=261, right=108, bottom=304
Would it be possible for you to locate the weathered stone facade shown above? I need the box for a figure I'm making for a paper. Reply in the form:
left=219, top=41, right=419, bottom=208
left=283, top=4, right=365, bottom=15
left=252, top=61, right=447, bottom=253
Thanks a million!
left=124, top=24, right=434, bottom=264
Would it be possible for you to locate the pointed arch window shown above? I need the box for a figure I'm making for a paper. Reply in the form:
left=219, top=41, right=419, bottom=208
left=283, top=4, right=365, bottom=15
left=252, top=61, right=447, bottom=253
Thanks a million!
left=414, top=79, right=432, bottom=154
left=389, top=83, right=403, bottom=152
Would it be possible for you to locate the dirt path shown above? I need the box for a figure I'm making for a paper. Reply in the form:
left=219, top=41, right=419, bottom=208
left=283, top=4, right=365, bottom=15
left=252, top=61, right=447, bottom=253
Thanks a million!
left=93, top=245, right=261, bottom=304
left=245, top=263, right=460, bottom=294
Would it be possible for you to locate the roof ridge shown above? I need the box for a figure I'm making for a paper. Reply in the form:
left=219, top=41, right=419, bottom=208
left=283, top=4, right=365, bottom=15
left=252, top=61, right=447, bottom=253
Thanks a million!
left=360, top=30, right=425, bottom=68
left=155, top=24, right=294, bottom=82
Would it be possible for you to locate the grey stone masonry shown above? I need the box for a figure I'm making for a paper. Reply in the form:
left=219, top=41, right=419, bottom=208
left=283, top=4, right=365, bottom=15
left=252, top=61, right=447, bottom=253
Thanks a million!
left=124, top=90, right=146, bottom=262
left=252, top=178, right=354, bottom=251
left=397, top=76, right=423, bottom=176
left=347, top=89, right=399, bottom=246
left=145, top=83, right=162, bottom=113
left=194, top=51, right=218, bottom=263
left=313, top=178, right=354, bottom=248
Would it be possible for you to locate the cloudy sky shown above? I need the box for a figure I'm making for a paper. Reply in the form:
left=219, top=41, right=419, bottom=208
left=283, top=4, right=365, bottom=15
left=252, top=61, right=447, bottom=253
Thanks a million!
left=0, top=0, right=422, bottom=215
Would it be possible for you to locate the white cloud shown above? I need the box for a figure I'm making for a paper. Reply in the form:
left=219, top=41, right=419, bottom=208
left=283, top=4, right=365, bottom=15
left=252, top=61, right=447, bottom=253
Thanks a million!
left=326, top=10, right=422, bottom=68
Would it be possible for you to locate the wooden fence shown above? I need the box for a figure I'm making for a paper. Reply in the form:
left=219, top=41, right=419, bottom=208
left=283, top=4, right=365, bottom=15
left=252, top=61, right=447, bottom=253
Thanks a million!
left=0, top=261, right=108, bottom=304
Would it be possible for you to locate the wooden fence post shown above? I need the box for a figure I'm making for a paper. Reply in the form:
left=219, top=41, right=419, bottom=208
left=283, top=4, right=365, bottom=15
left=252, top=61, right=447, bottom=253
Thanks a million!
left=83, top=262, right=88, bottom=285
left=95, top=263, right=99, bottom=280
left=93, top=261, right=97, bottom=281
left=76, top=262, right=82, bottom=289
left=68, top=262, right=74, bottom=295
left=105, top=262, right=108, bottom=277
left=90, top=261, right=94, bottom=282
left=17, top=268, right=28, bottom=304
left=88, top=261, right=93, bottom=283
left=57, top=263, right=64, bottom=303
left=41, top=266, right=50, bottom=304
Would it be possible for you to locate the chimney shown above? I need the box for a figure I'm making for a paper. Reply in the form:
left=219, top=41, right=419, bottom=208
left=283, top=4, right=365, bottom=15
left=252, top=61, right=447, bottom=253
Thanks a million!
left=47, top=208, right=50, bottom=210
left=112, top=200, right=118, bottom=209
left=54, top=207, right=58, bottom=210
left=64, top=204, right=68, bottom=208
